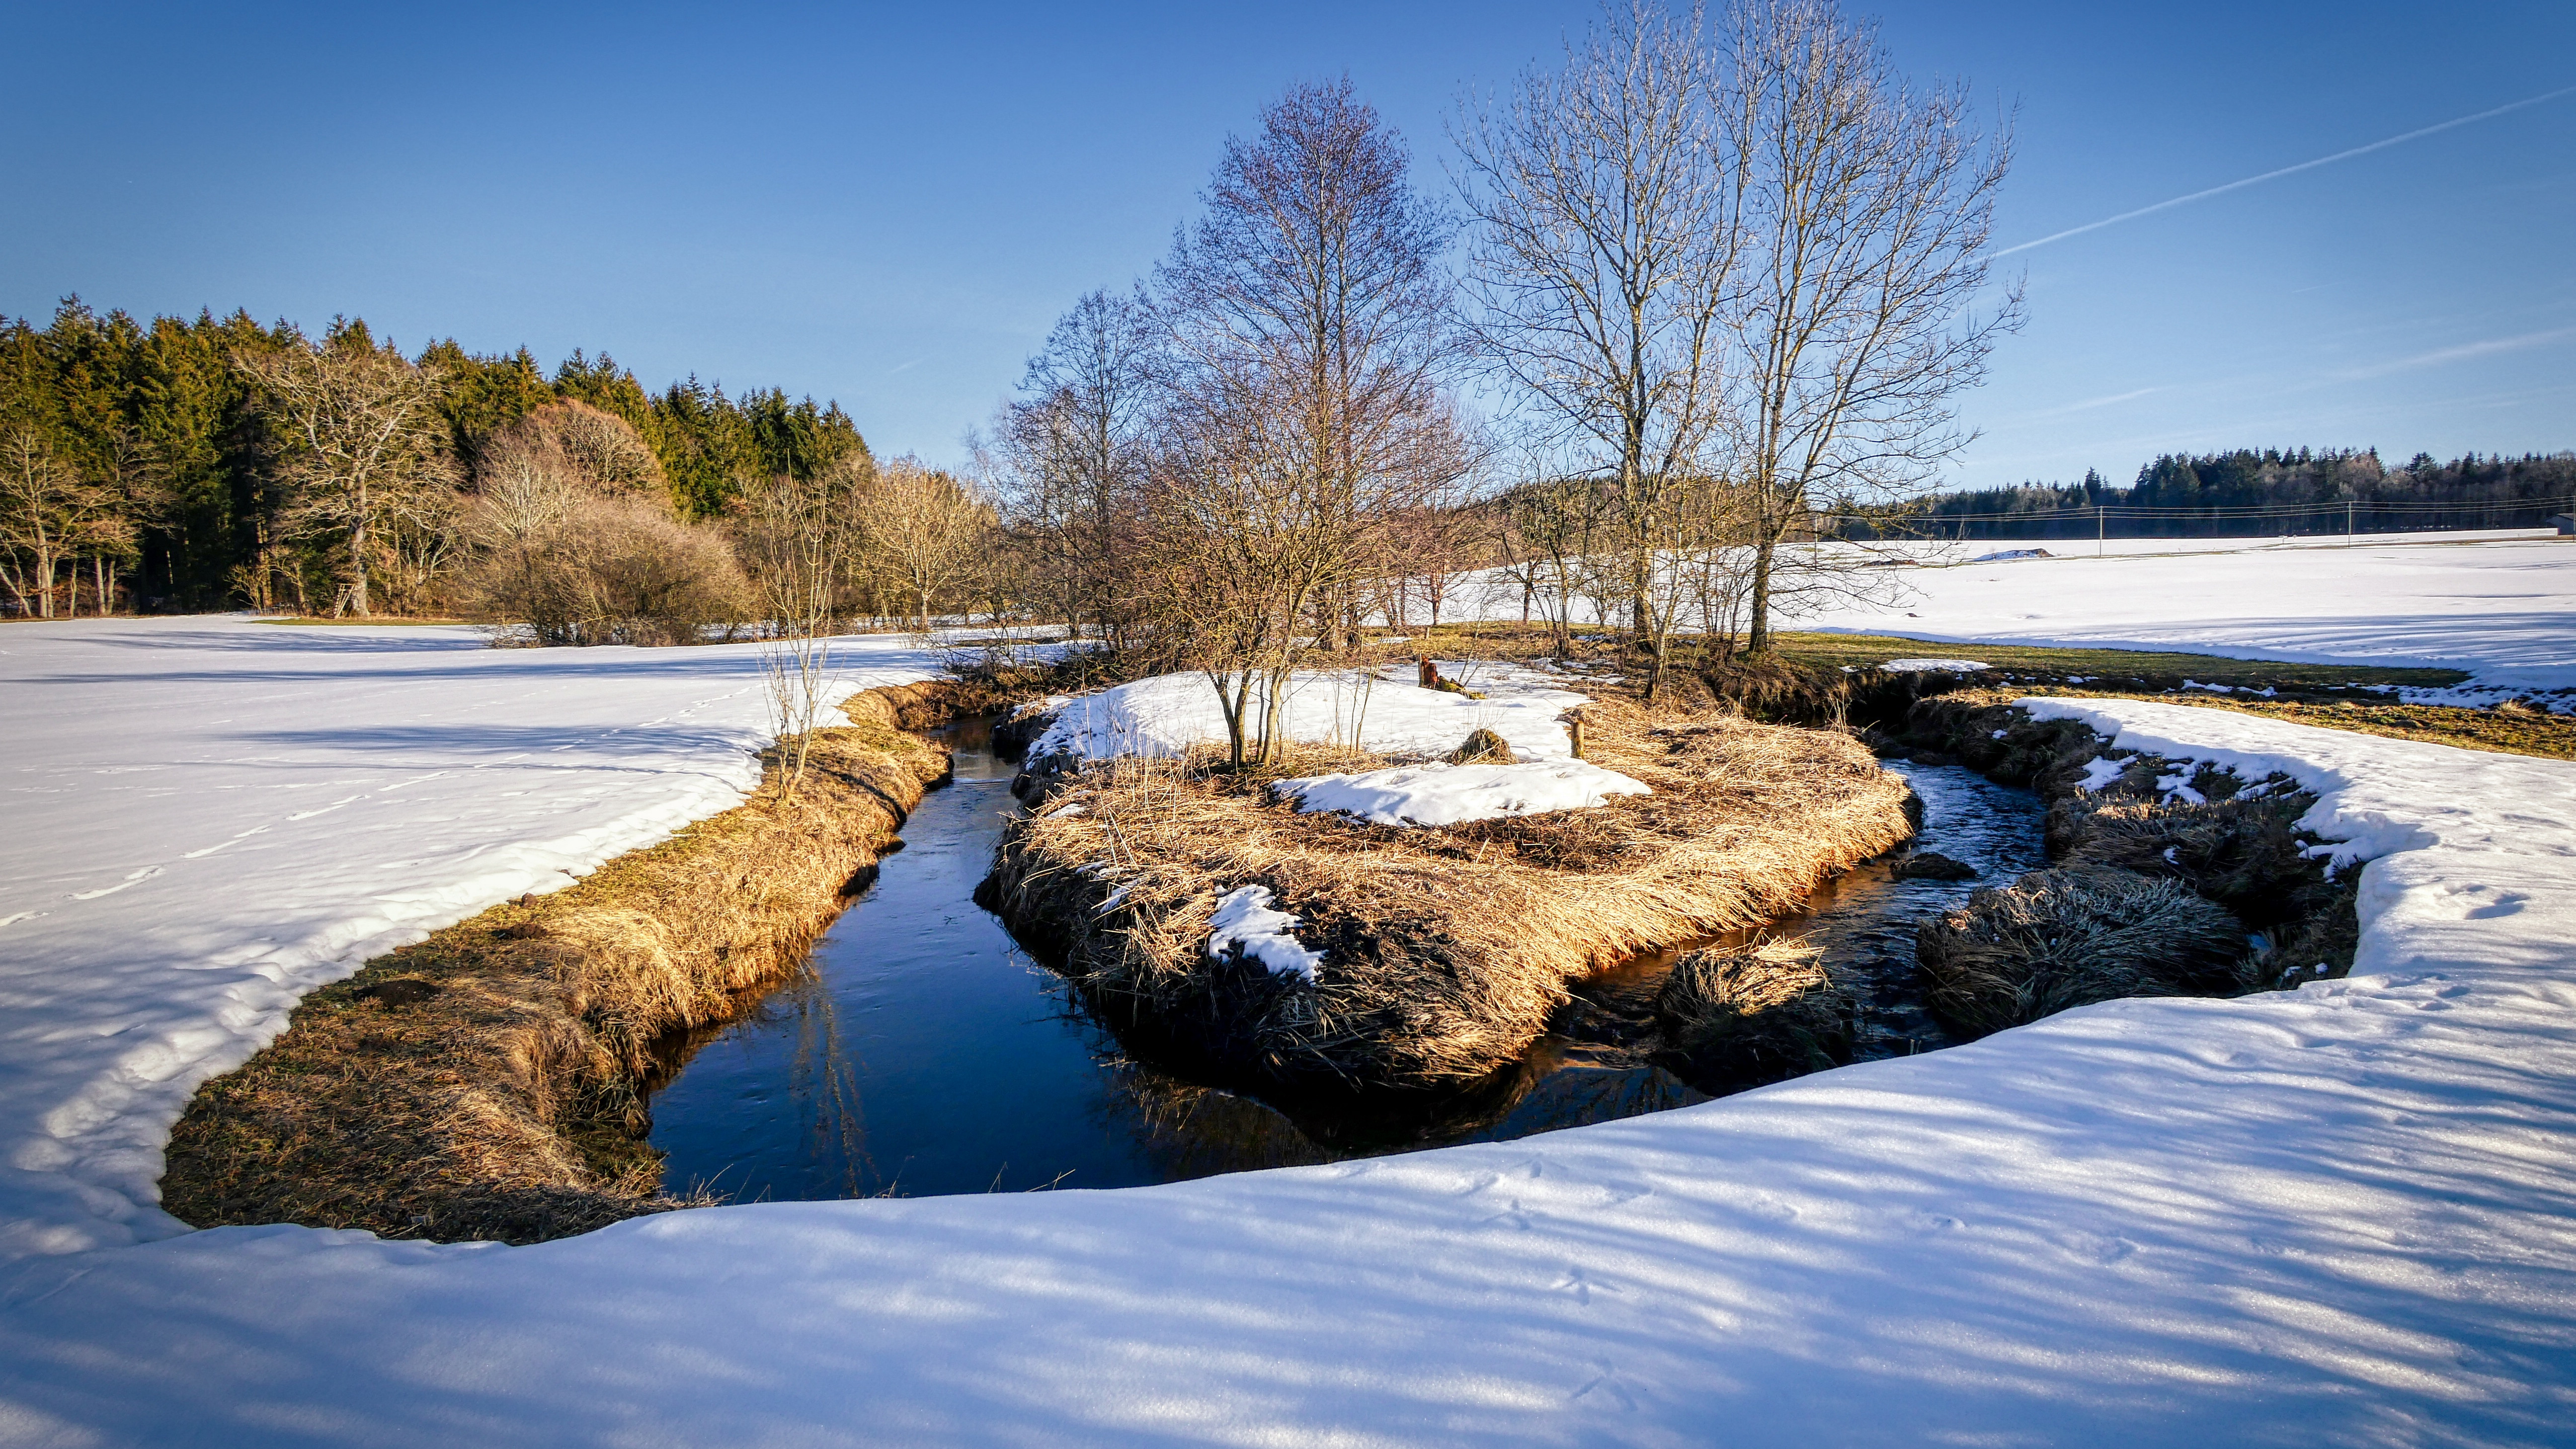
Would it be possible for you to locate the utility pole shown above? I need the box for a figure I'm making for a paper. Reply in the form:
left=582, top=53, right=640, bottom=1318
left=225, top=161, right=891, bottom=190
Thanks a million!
left=2347, top=499, right=2355, bottom=547
left=2098, top=503, right=2105, bottom=557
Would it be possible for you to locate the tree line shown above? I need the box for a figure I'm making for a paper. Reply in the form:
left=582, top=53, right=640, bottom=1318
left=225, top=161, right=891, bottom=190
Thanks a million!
left=983, top=0, right=2016, bottom=737
left=1897, top=448, right=2576, bottom=540
left=0, top=300, right=1000, bottom=630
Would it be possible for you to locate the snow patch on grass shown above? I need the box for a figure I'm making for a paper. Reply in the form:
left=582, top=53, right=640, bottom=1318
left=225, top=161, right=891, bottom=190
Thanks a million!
left=1205, top=886, right=1323, bottom=982
left=1032, top=668, right=1587, bottom=763
left=1275, top=760, right=1650, bottom=827
left=1880, top=657, right=1991, bottom=673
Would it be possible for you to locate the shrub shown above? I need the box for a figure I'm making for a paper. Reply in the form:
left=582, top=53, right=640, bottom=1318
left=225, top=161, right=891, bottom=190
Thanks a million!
left=463, top=492, right=750, bottom=646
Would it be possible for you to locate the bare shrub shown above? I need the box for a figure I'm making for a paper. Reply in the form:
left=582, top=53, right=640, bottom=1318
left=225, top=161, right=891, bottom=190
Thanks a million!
left=461, top=460, right=748, bottom=646
left=1915, top=867, right=2252, bottom=1038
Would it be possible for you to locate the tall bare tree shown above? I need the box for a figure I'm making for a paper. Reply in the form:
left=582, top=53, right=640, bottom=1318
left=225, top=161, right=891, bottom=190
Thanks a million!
left=1454, top=1, right=1744, bottom=696
left=863, top=457, right=992, bottom=636
left=1152, top=78, right=1469, bottom=765
left=1726, top=0, right=2018, bottom=651
left=989, top=289, right=1160, bottom=642
left=238, top=340, right=455, bottom=617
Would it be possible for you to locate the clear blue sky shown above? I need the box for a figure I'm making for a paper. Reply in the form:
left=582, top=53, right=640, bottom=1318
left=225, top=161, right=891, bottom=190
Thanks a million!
left=6, top=1, right=2570, bottom=490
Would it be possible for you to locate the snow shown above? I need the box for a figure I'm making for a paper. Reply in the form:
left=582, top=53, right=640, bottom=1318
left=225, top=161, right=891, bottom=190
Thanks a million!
left=1029, top=665, right=1588, bottom=764
left=4, top=624, right=2575, bottom=1444
left=1203, top=885, right=1324, bottom=982
left=1275, top=759, right=1651, bottom=827
left=0, top=615, right=943, bottom=1260
left=1876, top=656, right=1991, bottom=673
left=1789, top=534, right=2576, bottom=698
left=1454, top=532, right=2576, bottom=702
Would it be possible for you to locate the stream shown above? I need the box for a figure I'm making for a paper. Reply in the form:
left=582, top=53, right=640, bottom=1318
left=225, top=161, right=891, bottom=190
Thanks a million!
left=646, top=727, right=2048, bottom=1202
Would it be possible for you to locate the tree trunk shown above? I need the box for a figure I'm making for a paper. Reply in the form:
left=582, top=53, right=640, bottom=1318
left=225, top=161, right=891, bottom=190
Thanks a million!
left=1747, top=535, right=1777, bottom=654
left=349, top=515, right=372, bottom=618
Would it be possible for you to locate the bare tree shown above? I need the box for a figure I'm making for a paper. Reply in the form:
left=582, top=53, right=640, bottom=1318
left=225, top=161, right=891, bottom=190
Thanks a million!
left=1725, top=0, right=2018, bottom=651
left=462, top=408, right=747, bottom=648
left=0, top=431, right=106, bottom=618
left=1151, top=78, right=1469, bottom=765
left=989, top=289, right=1159, bottom=641
left=1454, top=1, right=1744, bottom=696
left=238, top=341, right=455, bottom=617
left=863, top=457, right=991, bottom=636
left=742, top=466, right=843, bottom=801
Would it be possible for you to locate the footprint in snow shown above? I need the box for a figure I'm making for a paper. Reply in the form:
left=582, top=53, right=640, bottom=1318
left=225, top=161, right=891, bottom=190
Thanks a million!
left=1552, top=1267, right=1621, bottom=1304
left=67, top=867, right=160, bottom=901
left=1569, top=1359, right=1638, bottom=1410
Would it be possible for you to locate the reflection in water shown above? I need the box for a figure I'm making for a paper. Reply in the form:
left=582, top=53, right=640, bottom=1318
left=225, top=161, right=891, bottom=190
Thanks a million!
left=646, top=733, right=2045, bottom=1201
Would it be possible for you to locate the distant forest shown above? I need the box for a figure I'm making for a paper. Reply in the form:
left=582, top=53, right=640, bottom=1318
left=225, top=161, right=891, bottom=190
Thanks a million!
left=0, top=297, right=869, bottom=611
left=1893, top=447, right=2576, bottom=540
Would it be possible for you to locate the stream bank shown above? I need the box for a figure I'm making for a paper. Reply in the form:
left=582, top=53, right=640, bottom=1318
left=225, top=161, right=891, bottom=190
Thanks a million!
left=640, top=712, right=2051, bottom=1197
left=159, top=683, right=967, bottom=1244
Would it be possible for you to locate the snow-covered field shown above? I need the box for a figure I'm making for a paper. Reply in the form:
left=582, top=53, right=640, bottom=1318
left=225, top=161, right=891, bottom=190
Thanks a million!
left=0, top=616, right=944, bottom=1260
left=3, top=600, right=2574, bottom=1446
left=1792, top=534, right=2576, bottom=698
left=1460, top=532, right=2576, bottom=700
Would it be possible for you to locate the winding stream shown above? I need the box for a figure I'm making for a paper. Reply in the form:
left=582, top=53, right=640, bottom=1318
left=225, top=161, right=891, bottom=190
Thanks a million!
left=646, top=728, right=2047, bottom=1201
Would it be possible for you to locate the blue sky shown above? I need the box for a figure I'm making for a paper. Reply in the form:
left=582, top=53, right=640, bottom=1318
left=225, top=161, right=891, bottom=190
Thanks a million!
left=6, top=1, right=2570, bottom=489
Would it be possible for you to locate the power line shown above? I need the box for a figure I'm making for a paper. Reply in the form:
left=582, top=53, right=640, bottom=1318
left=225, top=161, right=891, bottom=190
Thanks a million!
left=1817, top=494, right=2575, bottom=524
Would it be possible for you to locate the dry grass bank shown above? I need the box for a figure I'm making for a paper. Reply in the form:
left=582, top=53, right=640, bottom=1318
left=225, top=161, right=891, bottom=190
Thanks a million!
left=1897, top=691, right=2361, bottom=1037
left=159, top=682, right=966, bottom=1244
left=982, top=699, right=1914, bottom=1094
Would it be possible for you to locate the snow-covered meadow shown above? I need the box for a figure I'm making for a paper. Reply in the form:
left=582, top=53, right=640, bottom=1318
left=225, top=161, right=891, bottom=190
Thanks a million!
left=1460, top=531, right=2576, bottom=700
left=0, top=617, right=945, bottom=1259
left=2, top=572, right=2573, bottom=1445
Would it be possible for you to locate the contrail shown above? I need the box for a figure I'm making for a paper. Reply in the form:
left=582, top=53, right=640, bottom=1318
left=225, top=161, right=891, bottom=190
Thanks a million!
left=1994, top=85, right=2576, bottom=258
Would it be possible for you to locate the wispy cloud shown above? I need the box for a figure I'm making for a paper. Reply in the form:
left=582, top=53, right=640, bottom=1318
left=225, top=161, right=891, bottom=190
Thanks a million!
left=2338, top=327, right=2576, bottom=380
left=2027, top=386, right=2162, bottom=419
left=889, top=356, right=929, bottom=376
left=1992, top=85, right=2576, bottom=259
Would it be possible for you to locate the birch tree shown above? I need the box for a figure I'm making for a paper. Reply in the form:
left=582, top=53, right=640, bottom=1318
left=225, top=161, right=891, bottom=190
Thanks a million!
left=0, top=431, right=101, bottom=617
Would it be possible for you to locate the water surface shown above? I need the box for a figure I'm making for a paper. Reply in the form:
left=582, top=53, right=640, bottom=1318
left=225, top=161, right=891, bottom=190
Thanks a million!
left=648, top=736, right=2046, bottom=1200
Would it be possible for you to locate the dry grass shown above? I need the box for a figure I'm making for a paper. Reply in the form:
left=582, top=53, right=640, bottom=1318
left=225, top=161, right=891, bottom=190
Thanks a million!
left=159, top=683, right=962, bottom=1244
left=1916, top=867, right=2255, bottom=1037
left=1896, top=690, right=2364, bottom=1032
left=982, top=698, right=1913, bottom=1094
left=1653, top=939, right=1856, bottom=1087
